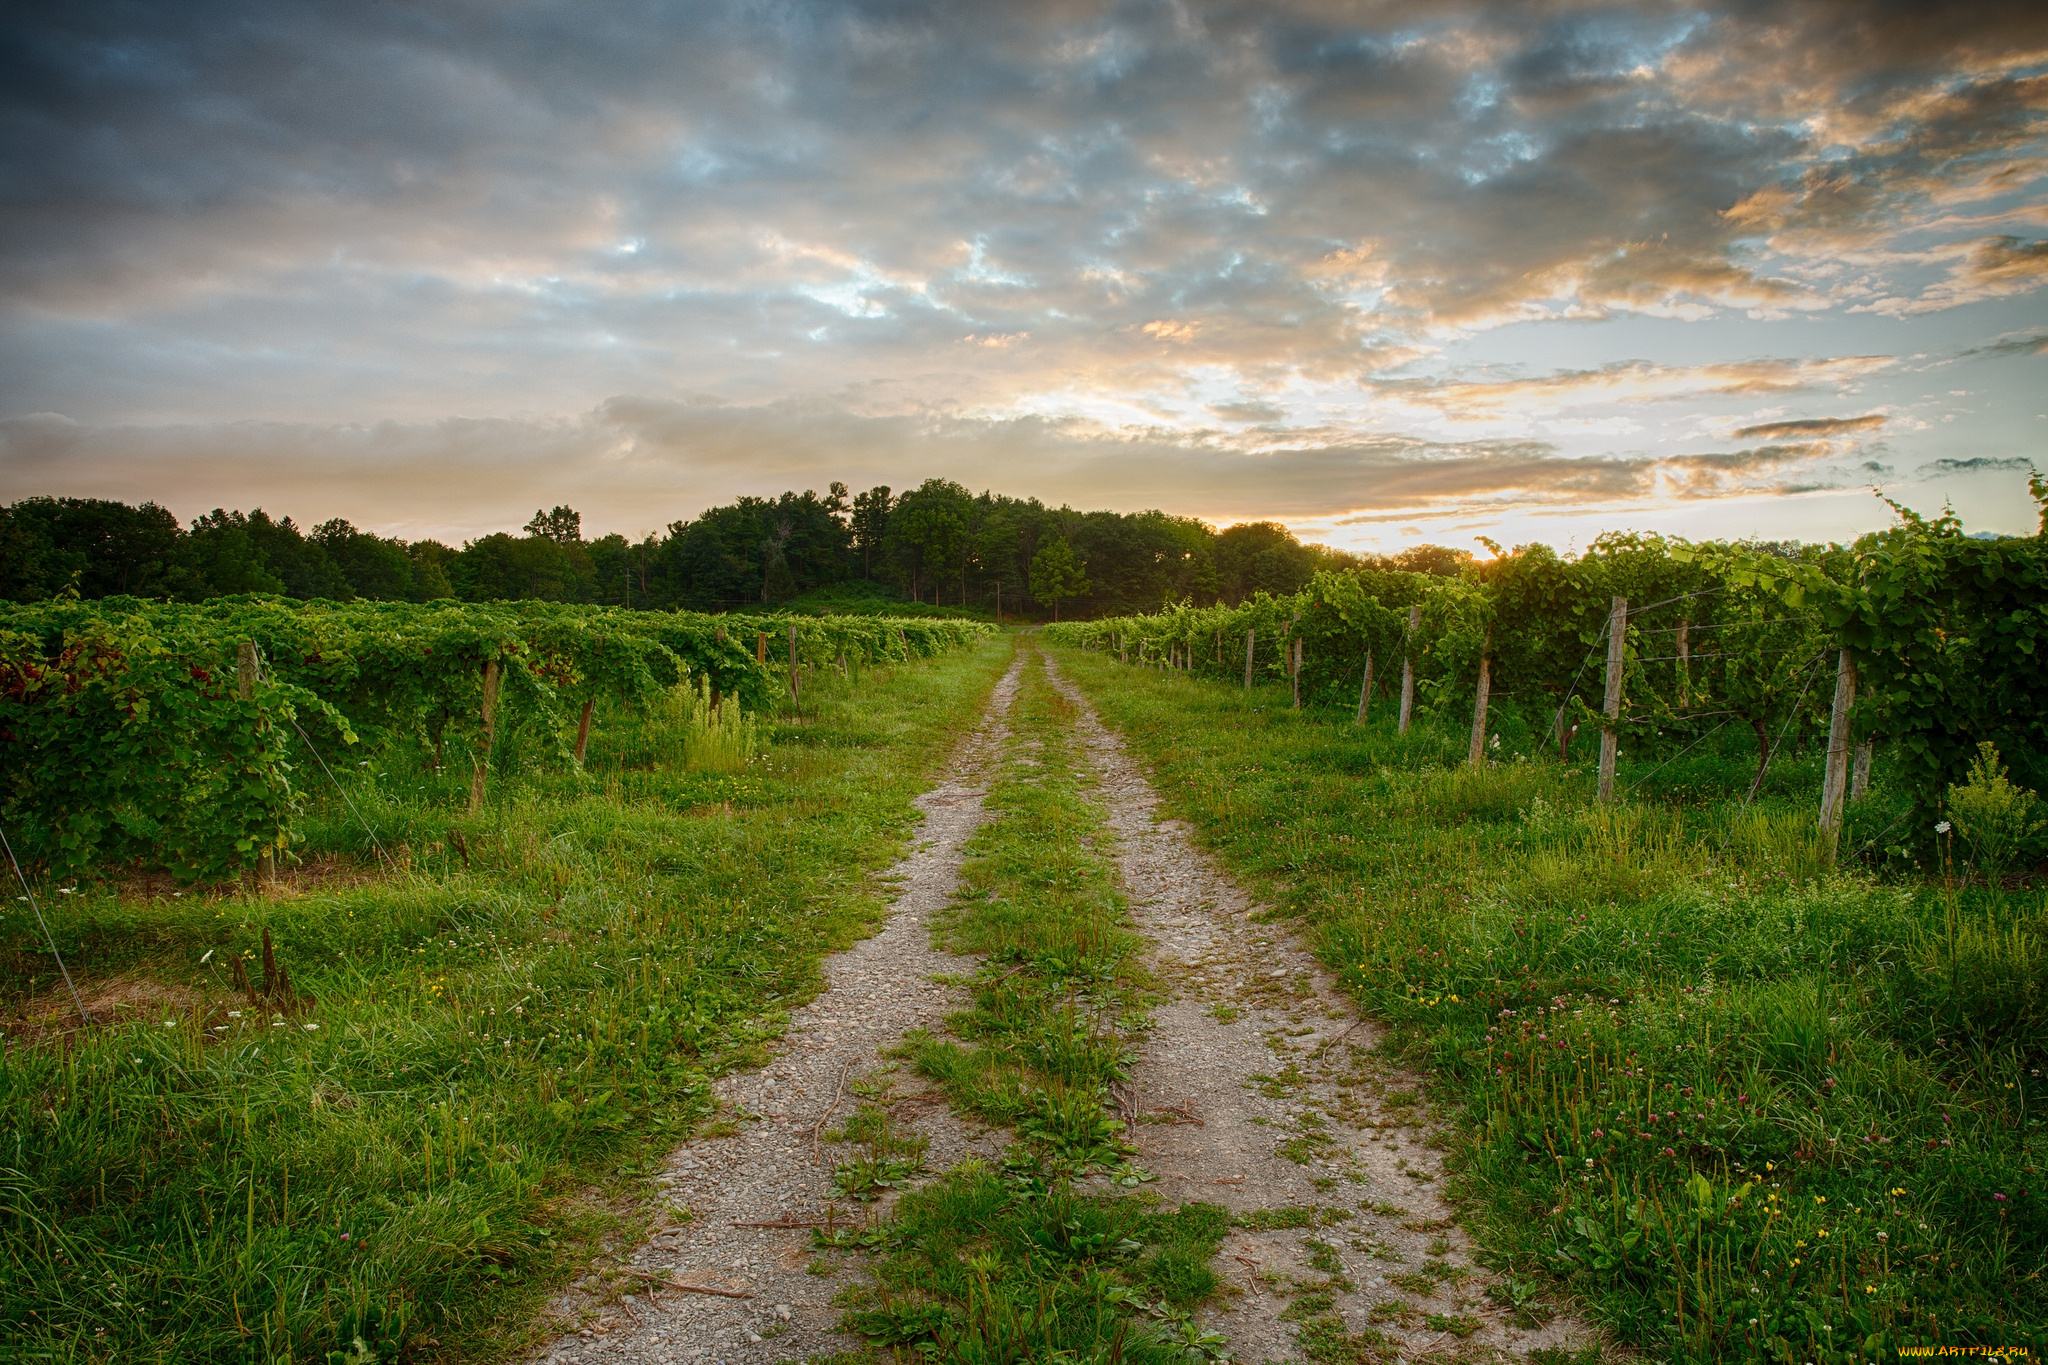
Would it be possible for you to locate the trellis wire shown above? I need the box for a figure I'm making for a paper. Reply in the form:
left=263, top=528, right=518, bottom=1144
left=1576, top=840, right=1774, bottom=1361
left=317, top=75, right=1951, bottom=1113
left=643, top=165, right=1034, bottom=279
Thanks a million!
left=1625, top=585, right=1728, bottom=616
left=1, top=819, right=90, bottom=1027
left=257, top=650, right=401, bottom=874
left=1714, top=647, right=1831, bottom=855
left=1629, top=615, right=1820, bottom=634
left=1625, top=717, right=1739, bottom=795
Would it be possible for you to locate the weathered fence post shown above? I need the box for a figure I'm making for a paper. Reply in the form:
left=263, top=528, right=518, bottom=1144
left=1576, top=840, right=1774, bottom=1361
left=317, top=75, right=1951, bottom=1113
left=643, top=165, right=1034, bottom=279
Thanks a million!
left=1675, top=617, right=1691, bottom=708
left=1597, top=596, right=1626, bottom=803
left=1398, top=605, right=1420, bottom=734
left=1243, top=629, right=1254, bottom=690
left=788, top=624, right=799, bottom=699
left=573, top=698, right=595, bottom=766
left=238, top=641, right=276, bottom=889
left=1291, top=637, right=1302, bottom=709
left=1819, top=648, right=1857, bottom=850
left=756, top=631, right=767, bottom=664
left=1468, top=628, right=1492, bottom=769
left=1355, top=652, right=1374, bottom=725
left=468, top=658, right=501, bottom=815
left=1851, top=740, right=1872, bottom=801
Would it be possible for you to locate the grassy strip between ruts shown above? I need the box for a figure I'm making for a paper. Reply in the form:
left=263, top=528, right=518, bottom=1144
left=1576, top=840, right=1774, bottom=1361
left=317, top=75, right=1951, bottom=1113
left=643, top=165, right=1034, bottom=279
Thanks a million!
left=0, top=638, right=1011, bottom=1364
left=821, top=645, right=1234, bottom=1363
left=1050, top=644, right=2046, bottom=1365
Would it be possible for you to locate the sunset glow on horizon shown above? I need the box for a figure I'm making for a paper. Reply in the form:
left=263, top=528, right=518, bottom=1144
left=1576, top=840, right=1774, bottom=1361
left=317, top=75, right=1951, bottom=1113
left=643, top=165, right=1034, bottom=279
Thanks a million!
left=2, top=1, right=2043, bottom=550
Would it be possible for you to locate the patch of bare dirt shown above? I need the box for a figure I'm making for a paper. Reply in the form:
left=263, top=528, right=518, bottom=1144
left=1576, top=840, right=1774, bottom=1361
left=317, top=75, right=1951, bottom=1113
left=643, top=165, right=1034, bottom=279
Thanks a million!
left=4, top=972, right=213, bottom=1046
left=95, top=851, right=396, bottom=903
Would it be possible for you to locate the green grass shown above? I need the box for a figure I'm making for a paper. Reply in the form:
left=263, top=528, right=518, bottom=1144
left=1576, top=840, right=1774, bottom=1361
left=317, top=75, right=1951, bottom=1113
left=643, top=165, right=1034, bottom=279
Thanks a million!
left=0, top=639, right=1012, bottom=1363
left=1050, top=645, right=2046, bottom=1364
left=831, top=647, right=1231, bottom=1362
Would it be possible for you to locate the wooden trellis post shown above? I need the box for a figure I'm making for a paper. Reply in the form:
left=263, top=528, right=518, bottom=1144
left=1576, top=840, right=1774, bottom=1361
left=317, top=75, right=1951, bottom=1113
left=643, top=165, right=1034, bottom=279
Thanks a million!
left=1597, top=597, right=1626, bottom=803
left=1243, top=629, right=1254, bottom=690
left=238, top=641, right=276, bottom=889
left=573, top=698, right=595, bottom=765
left=1398, top=606, right=1420, bottom=734
left=1291, top=637, right=1302, bottom=709
left=1852, top=740, right=1872, bottom=801
left=469, top=658, right=501, bottom=815
left=1355, top=652, right=1374, bottom=725
left=1675, top=617, right=1691, bottom=708
left=1467, top=628, right=1492, bottom=769
left=1819, top=648, right=1857, bottom=850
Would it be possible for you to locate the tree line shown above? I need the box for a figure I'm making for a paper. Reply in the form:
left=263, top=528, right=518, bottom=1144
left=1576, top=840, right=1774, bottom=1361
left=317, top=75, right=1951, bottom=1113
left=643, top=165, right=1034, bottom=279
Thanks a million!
left=0, top=480, right=1471, bottom=617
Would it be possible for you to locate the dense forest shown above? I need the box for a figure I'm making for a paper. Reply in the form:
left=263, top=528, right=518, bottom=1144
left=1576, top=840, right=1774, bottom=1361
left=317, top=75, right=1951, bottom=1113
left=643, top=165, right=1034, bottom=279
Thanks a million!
left=0, top=480, right=1469, bottom=617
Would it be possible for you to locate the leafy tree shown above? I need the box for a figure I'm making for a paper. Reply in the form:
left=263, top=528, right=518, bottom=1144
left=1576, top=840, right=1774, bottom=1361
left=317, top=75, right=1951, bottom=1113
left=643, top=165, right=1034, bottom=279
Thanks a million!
left=1214, top=521, right=1322, bottom=605
left=586, top=532, right=638, bottom=607
left=314, top=519, right=420, bottom=601
left=524, top=505, right=583, bottom=547
left=0, top=497, right=195, bottom=599
left=450, top=532, right=591, bottom=602
left=652, top=491, right=850, bottom=610
left=187, top=510, right=285, bottom=595
left=242, top=511, right=351, bottom=599
left=406, top=540, right=457, bottom=601
left=2, top=489, right=1459, bottom=624
left=1030, top=537, right=1090, bottom=621
left=851, top=485, right=892, bottom=580
left=1386, top=543, right=1474, bottom=577
left=891, top=479, right=973, bottom=603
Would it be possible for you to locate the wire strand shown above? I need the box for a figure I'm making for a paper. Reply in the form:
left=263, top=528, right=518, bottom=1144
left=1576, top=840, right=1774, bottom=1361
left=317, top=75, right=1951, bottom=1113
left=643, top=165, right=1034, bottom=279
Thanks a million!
left=255, top=651, right=400, bottom=874
left=0, top=820, right=89, bottom=1027
left=1549, top=615, right=1612, bottom=744
left=1716, top=648, right=1830, bottom=853
left=1625, top=717, right=1739, bottom=795
left=1625, top=585, right=1728, bottom=616
left=1629, top=615, right=1820, bottom=634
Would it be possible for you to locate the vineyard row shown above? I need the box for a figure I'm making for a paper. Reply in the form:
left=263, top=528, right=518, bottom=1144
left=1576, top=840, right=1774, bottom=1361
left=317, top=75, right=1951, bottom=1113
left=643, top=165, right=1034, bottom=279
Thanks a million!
left=0, top=595, right=996, bottom=881
left=1044, top=504, right=2048, bottom=845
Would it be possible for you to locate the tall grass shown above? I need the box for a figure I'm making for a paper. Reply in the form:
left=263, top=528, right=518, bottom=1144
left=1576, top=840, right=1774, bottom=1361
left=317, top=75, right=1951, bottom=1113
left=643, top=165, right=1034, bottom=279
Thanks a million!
left=634, top=676, right=762, bottom=773
left=1051, top=646, right=2045, bottom=1363
left=0, top=640, right=1012, bottom=1362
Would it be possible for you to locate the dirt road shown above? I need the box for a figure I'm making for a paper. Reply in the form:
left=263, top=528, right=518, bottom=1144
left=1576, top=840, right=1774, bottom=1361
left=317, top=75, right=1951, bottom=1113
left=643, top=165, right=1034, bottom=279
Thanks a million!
left=529, top=645, right=1591, bottom=1364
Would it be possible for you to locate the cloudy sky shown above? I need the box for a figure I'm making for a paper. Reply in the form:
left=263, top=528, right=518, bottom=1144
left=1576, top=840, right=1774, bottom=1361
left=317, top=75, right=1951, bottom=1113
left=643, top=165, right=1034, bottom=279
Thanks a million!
left=2, top=0, right=2044, bottom=551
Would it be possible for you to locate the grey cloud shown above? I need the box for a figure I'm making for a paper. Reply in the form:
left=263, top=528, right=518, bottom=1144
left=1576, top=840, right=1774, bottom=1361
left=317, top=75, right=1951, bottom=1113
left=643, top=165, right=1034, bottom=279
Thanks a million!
left=0, top=397, right=1667, bottom=535
left=1731, top=414, right=1887, bottom=440
left=0, top=0, right=2042, bottom=529
left=1960, top=328, right=2048, bottom=359
left=1206, top=400, right=1286, bottom=424
left=1915, top=456, right=2037, bottom=477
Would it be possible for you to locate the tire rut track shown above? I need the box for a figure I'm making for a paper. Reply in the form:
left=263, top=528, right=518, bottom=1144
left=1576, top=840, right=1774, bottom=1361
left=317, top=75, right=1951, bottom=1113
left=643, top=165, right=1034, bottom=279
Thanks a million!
left=530, top=652, right=1025, bottom=1365
left=1043, top=651, right=1595, bottom=1363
